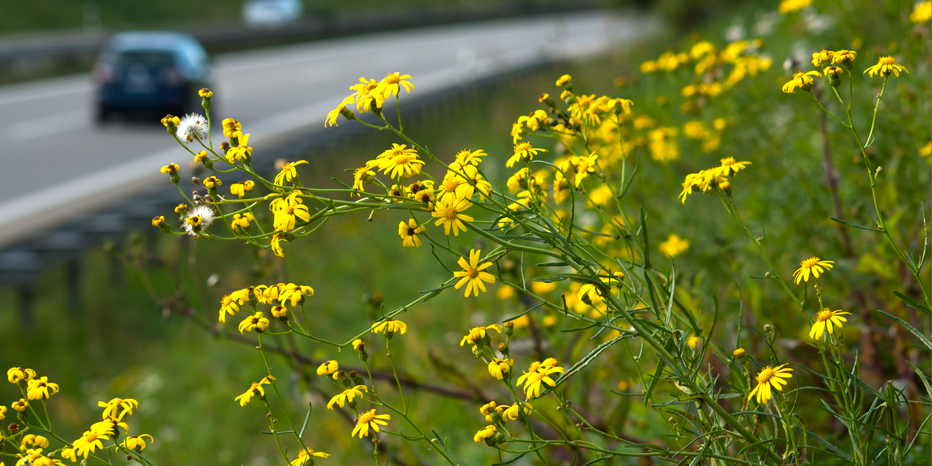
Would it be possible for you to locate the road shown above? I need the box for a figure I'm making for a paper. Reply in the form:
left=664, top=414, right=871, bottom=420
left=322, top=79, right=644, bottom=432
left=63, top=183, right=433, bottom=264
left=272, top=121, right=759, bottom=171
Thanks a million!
left=0, top=11, right=657, bottom=248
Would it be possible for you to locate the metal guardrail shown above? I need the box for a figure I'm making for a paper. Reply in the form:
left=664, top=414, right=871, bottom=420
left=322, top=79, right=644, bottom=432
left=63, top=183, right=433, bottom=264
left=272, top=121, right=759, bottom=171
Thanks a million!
left=0, top=3, right=600, bottom=78
left=0, top=59, right=561, bottom=326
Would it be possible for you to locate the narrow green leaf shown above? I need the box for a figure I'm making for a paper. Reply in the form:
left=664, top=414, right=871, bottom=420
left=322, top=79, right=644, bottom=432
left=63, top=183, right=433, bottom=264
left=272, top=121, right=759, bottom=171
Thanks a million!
left=877, top=309, right=932, bottom=350
left=830, top=217, right=882, bottom=231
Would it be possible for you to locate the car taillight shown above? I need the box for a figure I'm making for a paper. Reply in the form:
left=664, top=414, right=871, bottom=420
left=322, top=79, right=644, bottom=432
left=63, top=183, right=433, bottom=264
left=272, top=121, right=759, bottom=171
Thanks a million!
left=94, top=63, right=117, bottom=83
left=160, top=67, right=183, bottom=85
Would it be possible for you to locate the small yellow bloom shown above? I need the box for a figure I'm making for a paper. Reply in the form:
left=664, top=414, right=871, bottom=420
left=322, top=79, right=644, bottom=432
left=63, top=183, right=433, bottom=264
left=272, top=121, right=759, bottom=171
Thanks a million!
left=202, top=176, right=222, bottom=189
left=61, top=447, right=78, bottom=462
left=453, top=249, right=496, bottom=297
left=507, top=142, right=546, bottom=168
left=778, top=0, right=811, bottom=14
left=151, top=216, right=165, bottom=227
left=290, top=448, right=331, bottom=466
left=398, top=219, right=424, bottom=248
left=328, top=385, right=367, bottom=409
left=122, top=434, right=154, bottom=453
left=488, top=358, right=514, bottom=380
left=473, top=425, right=497, bottom=443
left=432, top=196, right=474, bottom=236
left=793, top=256, right=834, bottom=284
left=325, top=96, right=355, bottom=127
left=864, top=56, right=908, bottom=78
left=237, top=312, right=270, bottom=334
left=733, top=348, right=745, bottom=357
left=782, top=71, right=821, bottom=93
left=352, top=409, right=390, bottom=438
left=234, top=376, right=275, bottom=407
left=12, top=399, right=27, bottom=412
left=274, top=160, right=309, bottom=185
left=278, top=283, right=314, bottom=307
left=317, top=360, right=339, bottom=376
left=748, top=364, right=793, bottom=404
left=160, top=163, right=180, bottom=174
left=377, top=72, right=414, bottom=97
left=19, top=434, right=49, bottom=451
left=809, top=308, right=852, bottom=340
left=198, top=88, right=213, bottom=98
left=811, top=50, right=834, bottom=67
left=73, top=430, right=110, bottom=458
left=7, top=367, right=35, bottom=384
left=516, top=359, right=565, bottom=399
left=659, top=234, right=690, bottom=258
left=371, top=319, right=407, bottom=335
left=555, top=74, right=572, bottom=86
left=377, top=144, right=423, bottom=179
left=911, top=1, right=931, bottom=23
left=715, top=157, right=751, bottom=176
left=98, top=398, right=138, bottom=421
left=460, top=324, right=503, bottom=346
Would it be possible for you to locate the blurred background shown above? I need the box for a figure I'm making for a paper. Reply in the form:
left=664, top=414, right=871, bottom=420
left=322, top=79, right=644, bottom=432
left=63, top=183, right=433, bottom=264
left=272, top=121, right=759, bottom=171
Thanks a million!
left=0, top=0, right=927, bottom=464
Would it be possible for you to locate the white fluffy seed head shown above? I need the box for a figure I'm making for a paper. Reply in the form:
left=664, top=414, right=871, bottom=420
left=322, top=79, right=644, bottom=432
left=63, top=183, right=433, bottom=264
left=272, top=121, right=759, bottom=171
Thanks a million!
left=177, top=113, right=208, bottom=143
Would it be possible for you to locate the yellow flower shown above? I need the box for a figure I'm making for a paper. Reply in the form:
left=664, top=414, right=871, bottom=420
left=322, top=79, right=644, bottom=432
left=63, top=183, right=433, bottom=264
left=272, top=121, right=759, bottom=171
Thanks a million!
left=230, top=181, right=255, bottom=198
left=317, top=361, right=338, bottom=376
left=60, top=447, right=77, bottom=462
left=98, top=398, right=138, bottom=421
left=174, top=204, right=188, bottom=214
left=353, top=339, right=365, bottom=351
left=516, top=359, right=564, bottom=399
left=377, top=72, right=414, bottom=97
left=0, top=405, right=6, bottom=421
left=371, top=319, right=408, bottom=335
left=398, top=219, right=424, bottom=248
left=218, top=292, right=244, bottom=323
left=325, top=96, right=355, bottom=127
left=911, top=1, right=932, bottom=23
left=778, top=0, right=811, bottom=14
left=351, top=409, right=390, bottom=438
left=460, top=324, right=503, bottom=346
left=488, top=358, right=514, bottom=380
left=20, top=434, right=49, bottom=450
left=792, top=256, right=834, bottom=284
left=715, top=157, right=751, bottom=176
left=274, top=160, right=309, bottom=185
left=12, top=399, right=27, bottom=412
left=151, top=216, right=165, bottom=227
left=733, top=348, right=745, bottom=357
left=271, top=305, right=288, bottom=318
left=473, top=425, right=497, bottom=443
left=864, top=56, right=908, bottom=78
left=351, top=167, right=375, bottom=195
left=121, top=434, right=154, bottom=453
left=278, top=283, right=314, bottom=307
left=748, top=364, right=793, bottom=404
left=327, top=385, right=367, bottom=409
left=272, top=193, right=311, bottom=232
left=377, top=144, right=423, bottom=179
left=782, top=71, right=821, bottom=93
left=573, top=154, right=598, bottom=187
left=73, top=430, right=110, bottom=459
left=234, top=376, right=275, bottom=407
left=507, top=143, right=547, bottom=168
left=432, top=196, right=474, bottom=236
left=809, top=308, right=852, bottom=340
left=271, top=233, right=286, bottom=257
left=238, top=312, right=270, bottom=334
left=290, top=448, right=331, bottom=466
left=659, top=234, right=690, bottom=258
left=226, top=133, right=253, bottom=163
left=501, top=403, right=531, bottom=421
left=25, top=377, right=58, bottom=400
left=7, top=367, right=35, bottom=384
left=454, top=149, right=487, bottom=166
left=811, top=50, right=834, bottom=67
left=555, top=74, right=572, bottom=86
left=453, top=249, right=496, bottom=297
left=222, top=118, right=242, bottom=137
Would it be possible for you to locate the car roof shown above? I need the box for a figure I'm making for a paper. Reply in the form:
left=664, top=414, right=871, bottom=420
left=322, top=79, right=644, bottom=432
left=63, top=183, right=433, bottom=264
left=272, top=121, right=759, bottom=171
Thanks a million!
left=106, top=32, right=200, bottom=52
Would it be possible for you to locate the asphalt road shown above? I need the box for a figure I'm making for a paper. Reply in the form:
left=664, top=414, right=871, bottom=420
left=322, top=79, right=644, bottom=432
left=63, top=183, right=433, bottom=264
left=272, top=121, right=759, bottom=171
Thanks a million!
left=0, top=11, right=657, bottom=248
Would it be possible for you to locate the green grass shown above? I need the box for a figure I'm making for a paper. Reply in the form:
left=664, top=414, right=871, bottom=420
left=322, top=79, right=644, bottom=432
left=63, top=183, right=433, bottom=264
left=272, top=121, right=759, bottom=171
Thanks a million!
left=1, top=1, right=930, bottom=464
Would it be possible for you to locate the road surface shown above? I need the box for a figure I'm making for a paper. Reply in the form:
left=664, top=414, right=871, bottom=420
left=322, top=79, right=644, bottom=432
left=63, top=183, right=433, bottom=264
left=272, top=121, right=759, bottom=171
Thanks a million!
left=0, top=10, right=658, bottom=248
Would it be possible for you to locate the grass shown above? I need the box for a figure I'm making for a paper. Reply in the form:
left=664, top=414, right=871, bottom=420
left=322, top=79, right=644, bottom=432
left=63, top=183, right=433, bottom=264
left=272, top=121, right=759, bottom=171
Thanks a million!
left=1, top=1, right=930, bottom=464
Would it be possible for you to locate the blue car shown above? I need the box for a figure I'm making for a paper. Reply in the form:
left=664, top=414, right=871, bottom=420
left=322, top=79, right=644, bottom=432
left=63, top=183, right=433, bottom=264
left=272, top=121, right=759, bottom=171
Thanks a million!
left=93, top=32, right=212, bottom=122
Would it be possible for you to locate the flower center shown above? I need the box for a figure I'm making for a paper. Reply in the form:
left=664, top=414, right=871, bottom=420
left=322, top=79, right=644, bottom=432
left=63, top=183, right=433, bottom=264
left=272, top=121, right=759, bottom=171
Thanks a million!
left=515, top=143, right=531, bottom=153
left=468, top=268, right=479, bottom=279
left=817, top=309, right=833, bottom=322
left=387, top=75, right=400, bottom=84
left=800, top=256, right=820, bottom=268
left=358, top=410, right=376, bottom=423
left=444, top=207, right=458, bottom=220
left=756, top=367, right=774, bottom=384
left=286, top=207, right=295, bottom=215
left=721, top=157, right=735, bottom=165
left=442, top=179, right=460, bottom=191
left=406, top=228, right=416, bottom=236
left=880, top=56, right=895, bottom=65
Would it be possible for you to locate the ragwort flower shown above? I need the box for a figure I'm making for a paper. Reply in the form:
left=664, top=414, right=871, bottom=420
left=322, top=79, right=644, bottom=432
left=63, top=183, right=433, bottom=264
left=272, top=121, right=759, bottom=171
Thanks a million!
left=290, top=448, right=331, bottom=466
left=793, top=256, right=834, bottom=284
left=8, top=367, right=36, bottom=384
left=398, top=219, right=424, bottom=247
left=238, top=312, right=270, bottom=334
left=25, top=377, right=58, bottom=400
left=809, top=308, right=852, bottom=340
left=516, top=359, right=565, bottom=399
left=328, top=385, right=367, bottom=409
left=748, top=364, right=793, bottom=404
left=488, top=358, right=514, bottom=380
left=864, top=56, right=908, bottom=78
left=782, top=71, right=821, bottom=93
left=234, top=376, right=275, bottom=407
left=432, top=196, right=474, bottom=236
left=460, top=324, right=503, bottom=346
left=317, top=361, right=338, bottom=376
left=98, top=398, right=138, bottom=421
left=121, top=434, right=154, bottom=453
left=371, top=319, right=407, bottom=335
left=453, top=249, right=496, bottom=297
left=274, top=160, right=309, bottom=185
left=507, top=143, right=547, bottom=168
left=474, top=425, right=497, bottom=443
left=352, top=409, right=390, bottom=438
left=377, top=72, right=414, bottom=97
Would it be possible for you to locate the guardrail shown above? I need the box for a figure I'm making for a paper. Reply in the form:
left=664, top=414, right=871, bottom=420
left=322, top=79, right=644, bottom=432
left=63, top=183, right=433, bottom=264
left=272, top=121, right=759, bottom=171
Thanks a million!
left=0, top=3, right=600, bottom=80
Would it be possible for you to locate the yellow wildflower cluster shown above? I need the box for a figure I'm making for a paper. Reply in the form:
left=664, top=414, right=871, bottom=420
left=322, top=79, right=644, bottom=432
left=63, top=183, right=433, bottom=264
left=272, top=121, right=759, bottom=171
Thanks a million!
left=678, top=157, right=752, bottom=203
left=218, top=282, right=315, bottom=334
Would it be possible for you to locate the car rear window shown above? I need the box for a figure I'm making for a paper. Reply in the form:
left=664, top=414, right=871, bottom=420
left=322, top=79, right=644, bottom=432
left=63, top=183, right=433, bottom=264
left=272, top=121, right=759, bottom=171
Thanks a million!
left=114, top=51, right=176, bottom=67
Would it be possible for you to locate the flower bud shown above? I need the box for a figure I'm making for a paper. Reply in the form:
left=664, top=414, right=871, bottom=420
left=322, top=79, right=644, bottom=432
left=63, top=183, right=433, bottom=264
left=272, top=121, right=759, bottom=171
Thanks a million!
left=504, top=321, right=514, bottom=336
left=763, top=324, right=773, bottom=333
left=733, top=348, right=745, bottom=357
left=199, top=88, right=213, bottom=110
